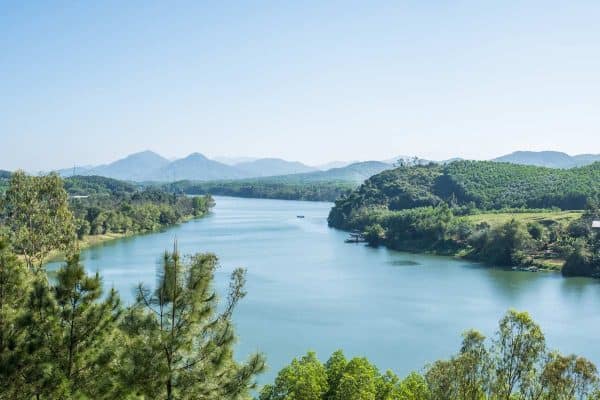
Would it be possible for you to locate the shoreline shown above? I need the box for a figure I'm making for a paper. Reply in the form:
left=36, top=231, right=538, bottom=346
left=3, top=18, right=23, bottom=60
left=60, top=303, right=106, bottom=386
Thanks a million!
left=45, top=213, right=208, bottom=264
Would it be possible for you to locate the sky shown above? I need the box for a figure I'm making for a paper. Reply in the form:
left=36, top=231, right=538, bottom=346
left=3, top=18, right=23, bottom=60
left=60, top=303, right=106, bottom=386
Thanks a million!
left=1, top=1, right=599, bottom=171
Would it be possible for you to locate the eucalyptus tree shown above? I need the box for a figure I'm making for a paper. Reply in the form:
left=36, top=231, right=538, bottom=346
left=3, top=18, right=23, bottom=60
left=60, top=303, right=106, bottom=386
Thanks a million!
left=120, top=245, right=265, bottom=400
left=259, top=352, right=328, bottom=400
left=492, top=310, right=546, bottom=399
left=1, top=171, right=76, bottom=271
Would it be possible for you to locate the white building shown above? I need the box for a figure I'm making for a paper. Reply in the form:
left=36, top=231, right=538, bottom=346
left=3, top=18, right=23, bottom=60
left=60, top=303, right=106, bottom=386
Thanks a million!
left=593, top=220, right=600, bottom=229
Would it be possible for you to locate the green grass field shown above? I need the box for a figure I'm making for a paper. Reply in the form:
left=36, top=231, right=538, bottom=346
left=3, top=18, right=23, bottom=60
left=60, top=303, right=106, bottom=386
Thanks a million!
left=462, top=210, right=582, bottom=228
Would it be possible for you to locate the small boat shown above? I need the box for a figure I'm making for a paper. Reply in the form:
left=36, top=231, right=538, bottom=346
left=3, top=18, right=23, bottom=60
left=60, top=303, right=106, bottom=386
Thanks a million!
left=296, top=215, right=305, bottom=219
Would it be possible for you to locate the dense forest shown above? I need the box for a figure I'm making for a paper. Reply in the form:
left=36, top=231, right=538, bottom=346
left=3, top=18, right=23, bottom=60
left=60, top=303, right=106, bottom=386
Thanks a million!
left=329, top=161, right=600, bottom=277
left=161, top=180, right=353, bottom=202
left=65, top=175, right=214, bottom=241
left=329, top=161, right=600, bottom=219
left=0, top=173, right=214, bottom=262
left=1, top=172, right=600, bottom=399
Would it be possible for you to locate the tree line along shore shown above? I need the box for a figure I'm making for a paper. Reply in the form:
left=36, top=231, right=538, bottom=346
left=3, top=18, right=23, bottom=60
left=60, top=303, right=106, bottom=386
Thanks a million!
left=329, top=161, right=600, bottom=277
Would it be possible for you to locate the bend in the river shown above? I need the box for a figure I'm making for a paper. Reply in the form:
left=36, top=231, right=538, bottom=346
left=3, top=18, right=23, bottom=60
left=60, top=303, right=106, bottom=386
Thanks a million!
left=47, top=196, right=600, bottom=384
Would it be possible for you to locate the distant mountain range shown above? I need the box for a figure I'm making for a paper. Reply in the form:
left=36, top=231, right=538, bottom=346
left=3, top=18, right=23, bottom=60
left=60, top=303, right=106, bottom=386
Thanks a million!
left=54, top=151, right=341, bottom=182
left=30, top=149, right=600, bottom=184
left=233, top=158, right=317, bottom=177
left=257, top=161, right=392, bottom=184
left=493, top=151, right=600, bottom=168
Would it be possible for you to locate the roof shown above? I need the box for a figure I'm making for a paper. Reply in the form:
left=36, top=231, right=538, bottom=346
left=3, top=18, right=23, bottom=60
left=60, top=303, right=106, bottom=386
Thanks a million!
left=593, top=220, right=600, bottom=228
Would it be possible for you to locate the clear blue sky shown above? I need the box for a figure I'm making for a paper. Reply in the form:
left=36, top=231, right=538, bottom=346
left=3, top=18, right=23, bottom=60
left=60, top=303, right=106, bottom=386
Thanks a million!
left=1, top=1, right=599, bottom=170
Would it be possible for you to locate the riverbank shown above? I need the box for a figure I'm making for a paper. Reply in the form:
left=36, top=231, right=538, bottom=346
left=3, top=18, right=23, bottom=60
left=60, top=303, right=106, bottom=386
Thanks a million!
left=343, top=209, right=584, bottom=274
left=45, top=212, right=209, bottom=264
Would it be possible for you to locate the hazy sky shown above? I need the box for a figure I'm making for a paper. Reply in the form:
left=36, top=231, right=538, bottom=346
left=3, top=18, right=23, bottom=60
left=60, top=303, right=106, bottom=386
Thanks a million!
left=1, top=1, right=599, bottom=170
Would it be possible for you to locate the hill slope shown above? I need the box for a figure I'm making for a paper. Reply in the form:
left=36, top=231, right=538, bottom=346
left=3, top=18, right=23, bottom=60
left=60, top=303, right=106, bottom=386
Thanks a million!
left=494, top=151, right=600, bottom=168
left=233, top=158, right=316, bottom=177
left=265, top=161, right=391, bottom=184
left=89, top=150, right=170, bottom=180
left=329, top=161, right=600, bottom=229
left=154, top=153, right=246, bottom=181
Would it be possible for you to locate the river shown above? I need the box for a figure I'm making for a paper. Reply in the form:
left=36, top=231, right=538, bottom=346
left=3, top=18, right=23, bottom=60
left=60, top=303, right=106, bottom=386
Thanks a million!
left=47, top=196, right=600, bottom=383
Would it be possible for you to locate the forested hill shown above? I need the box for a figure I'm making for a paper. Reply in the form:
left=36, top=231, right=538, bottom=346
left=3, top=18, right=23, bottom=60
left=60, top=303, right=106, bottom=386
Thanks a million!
left=329, top=161, right=600, bottom=228
left=328, top=161, right=600, bottom=276
left=64, top=175, right=139, bottom=195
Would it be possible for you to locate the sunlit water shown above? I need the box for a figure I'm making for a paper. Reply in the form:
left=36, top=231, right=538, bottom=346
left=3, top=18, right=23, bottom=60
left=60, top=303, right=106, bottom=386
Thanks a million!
left=47, top=196, right=600, bottom=384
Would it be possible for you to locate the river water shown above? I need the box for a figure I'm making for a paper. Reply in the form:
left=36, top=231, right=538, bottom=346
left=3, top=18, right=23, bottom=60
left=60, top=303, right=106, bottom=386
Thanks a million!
left=47, top=196, right=600, bottom=383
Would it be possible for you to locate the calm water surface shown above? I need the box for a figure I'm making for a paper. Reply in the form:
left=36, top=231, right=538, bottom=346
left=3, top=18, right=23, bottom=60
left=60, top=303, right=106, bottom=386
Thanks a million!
left=48, top=196, right=600, bottom=383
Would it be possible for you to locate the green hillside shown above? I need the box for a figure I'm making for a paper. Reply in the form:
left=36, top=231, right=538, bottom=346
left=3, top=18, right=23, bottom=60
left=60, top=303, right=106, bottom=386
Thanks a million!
left=329, top=161, right=600, bottom=228
left=328, top=161, right=600, bottom=276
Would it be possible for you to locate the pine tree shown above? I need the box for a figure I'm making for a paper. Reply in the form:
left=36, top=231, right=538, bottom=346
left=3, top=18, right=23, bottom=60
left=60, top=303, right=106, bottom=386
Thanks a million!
left=120, top=244, right=265, bottom=399
left=0, top=238, right=30, bottom=399
left=17, top=255, right=122, bottom=399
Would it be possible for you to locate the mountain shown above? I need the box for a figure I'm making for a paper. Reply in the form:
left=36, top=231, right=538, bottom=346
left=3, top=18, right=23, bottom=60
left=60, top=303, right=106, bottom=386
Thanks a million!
left=572, top=154, right=600, bottom=165
left=54, top=151, right=169, bottom=180
left=90, top=151, right=170, bottom=180
left=305, top=161, right=391, bottom=182
left=155, top=153, right=246, bottom=181
left=494, top=151, right=600, bottom=168
left=234, top=158, right=316, bottom=177
left=46, top=152, right=402, bottom=183
left=261, top=161, right=392, bottom=184
left=315, top=161, right=359, bottom=170
left=213, top=156, right=259, bottom=165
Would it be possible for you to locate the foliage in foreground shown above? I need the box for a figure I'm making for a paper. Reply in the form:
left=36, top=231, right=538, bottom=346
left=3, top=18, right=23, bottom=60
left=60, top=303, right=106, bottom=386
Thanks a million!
left=260, top=310, right=600, bottom=400
left=0, top=171, right=77, bottom=270
left=0, top=238, right=264, bottom=399
left=0, top=172, right=262, bottom=400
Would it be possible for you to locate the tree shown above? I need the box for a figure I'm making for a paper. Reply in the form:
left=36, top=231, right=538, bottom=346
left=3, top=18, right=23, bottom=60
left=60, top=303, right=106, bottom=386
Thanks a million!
left=539, top=352, right=598, bottom=399
left=454, top=330, right=490, bottom=399
left=264, top=311, right=600, bottom=400
left=334, top=358, right=379, bottom=400
left=260, top=352, right=328, bottom=400
left=16, top=255, right=122, bottom=399
left=0, top=238, right=30, bottom=399
left=397, top=372, right=429, bottom=400
left=425, top=330, right=490, bottom=400
left=484, top=220, right=533, bottom=266
left=492, top=310, right=546, bottom=399
left=324, top=350, right=347, bottom=400
left=121, top=245, right=265, bottom=400
left=363, top=224, right=386, bottom=247
left=1, top=171, right=76, bottom=271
